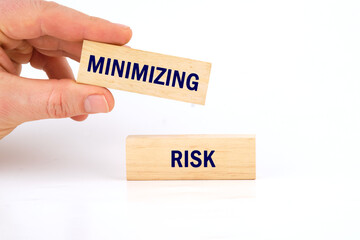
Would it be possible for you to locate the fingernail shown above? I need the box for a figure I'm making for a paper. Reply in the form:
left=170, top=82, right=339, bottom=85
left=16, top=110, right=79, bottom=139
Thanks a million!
left=116, top=23, right=130, bottom=29
left=84, top=95, right=109, bottom=113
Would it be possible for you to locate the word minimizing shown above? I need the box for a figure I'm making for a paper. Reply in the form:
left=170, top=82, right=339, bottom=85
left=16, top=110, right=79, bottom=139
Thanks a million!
left=87, top=55, right=200, bottom=91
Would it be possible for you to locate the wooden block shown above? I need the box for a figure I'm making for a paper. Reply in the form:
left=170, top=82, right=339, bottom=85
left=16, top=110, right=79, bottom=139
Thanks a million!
left=126, top=135, right=256, bottom=180
left=77, top=40, right=211, bottom=105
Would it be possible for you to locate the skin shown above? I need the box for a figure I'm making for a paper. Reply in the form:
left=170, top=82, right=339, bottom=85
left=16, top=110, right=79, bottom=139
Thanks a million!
left=0, top=0, right=132, bottom=139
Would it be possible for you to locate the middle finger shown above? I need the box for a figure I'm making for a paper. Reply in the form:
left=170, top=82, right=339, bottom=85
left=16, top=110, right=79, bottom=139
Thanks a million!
left=27, top=36, right=82, bottom=62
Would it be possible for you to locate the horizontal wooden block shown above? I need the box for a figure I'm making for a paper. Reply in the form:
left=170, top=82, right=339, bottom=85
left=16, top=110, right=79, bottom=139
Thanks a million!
left=126, top=135, right=256, bottom=180
left=77, top=40, right=211, bottom=105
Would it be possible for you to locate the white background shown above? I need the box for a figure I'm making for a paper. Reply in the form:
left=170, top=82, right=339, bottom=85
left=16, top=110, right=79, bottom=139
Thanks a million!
left=1, top=0, right=360, bottom=239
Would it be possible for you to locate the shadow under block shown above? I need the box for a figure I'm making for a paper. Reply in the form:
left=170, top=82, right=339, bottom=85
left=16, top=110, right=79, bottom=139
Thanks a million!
left=126, top=135, right=256, bottom=180
left=77, top=40, right=211, bottom=105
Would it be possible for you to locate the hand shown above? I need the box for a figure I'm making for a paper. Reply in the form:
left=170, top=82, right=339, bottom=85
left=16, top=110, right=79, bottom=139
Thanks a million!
left=0, top=0, right=132, bottom=139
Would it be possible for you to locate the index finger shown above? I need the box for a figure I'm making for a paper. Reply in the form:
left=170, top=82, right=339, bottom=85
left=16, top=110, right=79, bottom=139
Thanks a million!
left=0, top=0, right=132, bottom=45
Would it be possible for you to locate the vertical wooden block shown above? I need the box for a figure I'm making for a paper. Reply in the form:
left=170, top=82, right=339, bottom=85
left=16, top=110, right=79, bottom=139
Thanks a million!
left=126, top=135, right=256, bottom=180
left=77, top=40, right=211, bottom=105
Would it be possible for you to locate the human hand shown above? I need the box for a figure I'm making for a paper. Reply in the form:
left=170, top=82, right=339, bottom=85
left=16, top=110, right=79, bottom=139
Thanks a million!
left=0, top=0, right=132, bottom=139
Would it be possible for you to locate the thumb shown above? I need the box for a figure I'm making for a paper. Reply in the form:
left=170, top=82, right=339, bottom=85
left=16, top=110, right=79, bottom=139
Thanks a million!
left=0, top=72, right=115, bottom=125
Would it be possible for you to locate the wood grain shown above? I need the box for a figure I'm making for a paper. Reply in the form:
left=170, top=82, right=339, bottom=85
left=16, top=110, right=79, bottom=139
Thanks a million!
left=126, top=135, right=256, bottom=180
left=77, top=40, right=211, bottom=105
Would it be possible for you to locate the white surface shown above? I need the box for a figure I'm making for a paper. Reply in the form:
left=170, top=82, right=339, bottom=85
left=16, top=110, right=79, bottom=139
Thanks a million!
left=1, top=0, right=360, bottom=239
